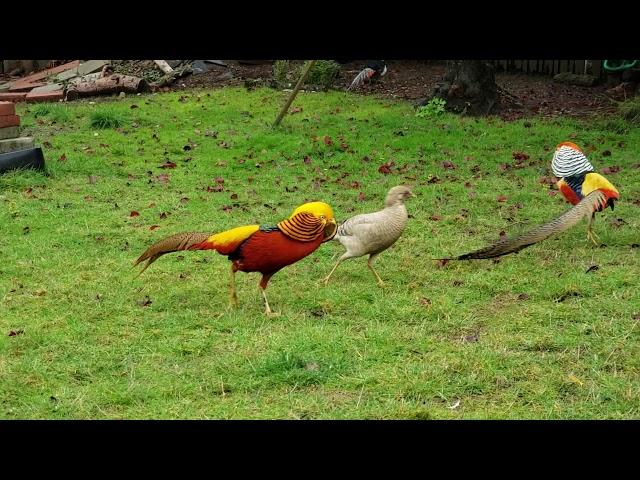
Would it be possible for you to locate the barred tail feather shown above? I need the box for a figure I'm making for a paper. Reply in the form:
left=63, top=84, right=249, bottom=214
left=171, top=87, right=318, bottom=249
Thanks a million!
left=446, top=190, right=608, bottom=260
left=133, top=232, right=212, bottom=276
left=348, top=68, right=375, bottom=90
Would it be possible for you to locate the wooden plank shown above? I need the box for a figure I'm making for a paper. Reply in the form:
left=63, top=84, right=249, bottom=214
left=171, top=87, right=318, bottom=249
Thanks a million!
left=591, top=60, right=602, bottom=78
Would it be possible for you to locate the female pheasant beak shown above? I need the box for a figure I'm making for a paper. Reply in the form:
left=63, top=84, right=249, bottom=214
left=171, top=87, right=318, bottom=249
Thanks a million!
left=322, top=218, right=337, bottom=242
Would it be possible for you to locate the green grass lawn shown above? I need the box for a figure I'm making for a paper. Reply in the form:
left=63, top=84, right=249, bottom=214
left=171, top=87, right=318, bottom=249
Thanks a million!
left=1, top=87, right=639, bottom=419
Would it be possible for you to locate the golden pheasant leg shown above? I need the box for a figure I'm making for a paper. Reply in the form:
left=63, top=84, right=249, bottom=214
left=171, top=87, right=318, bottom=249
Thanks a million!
left=586, top=213, right=600, bottom=246
left=259, top=274, right=280, bottom=316
left=229, top=264, right=239, bottom=308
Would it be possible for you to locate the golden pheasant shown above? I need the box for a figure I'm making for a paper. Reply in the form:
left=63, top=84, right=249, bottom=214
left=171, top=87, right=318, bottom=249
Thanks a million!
left=322, top=185, right=413, bottom=286
left=443, top=142, right=620, bottom=260
left=134, top=202, right=337, bottom=315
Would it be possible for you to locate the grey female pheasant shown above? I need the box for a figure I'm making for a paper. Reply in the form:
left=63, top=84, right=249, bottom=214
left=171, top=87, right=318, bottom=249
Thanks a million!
left=322, top=185, right=413, bottom=287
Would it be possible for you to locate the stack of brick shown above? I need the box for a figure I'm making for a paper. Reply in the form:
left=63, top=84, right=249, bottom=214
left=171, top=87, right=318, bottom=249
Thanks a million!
left=0, top=102, right=34, bottom=154
left=0, top=60, right=111, bottom=103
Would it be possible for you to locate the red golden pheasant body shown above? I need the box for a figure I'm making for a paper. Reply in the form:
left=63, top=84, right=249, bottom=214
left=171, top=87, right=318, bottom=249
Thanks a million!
left=134, top=202, right=337, bottom=315
left=443, top=142, right=620, bottom=260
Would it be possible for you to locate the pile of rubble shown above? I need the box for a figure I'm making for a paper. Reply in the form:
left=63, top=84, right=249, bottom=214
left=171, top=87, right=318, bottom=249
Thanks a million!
left=0, top=60, right=196, bottom=104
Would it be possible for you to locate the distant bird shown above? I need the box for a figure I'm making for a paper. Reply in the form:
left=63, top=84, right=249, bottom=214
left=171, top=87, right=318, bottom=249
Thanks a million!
left=441, top=142, right=620, bottom=261
left=135, top=202, right=337, bottom=315
left=348, top=60, right=388, bottom=90
left=322, top=185, right=413, bottom=287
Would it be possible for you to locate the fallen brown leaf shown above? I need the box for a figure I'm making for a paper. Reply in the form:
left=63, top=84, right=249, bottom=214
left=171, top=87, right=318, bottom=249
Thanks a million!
left=137, top=296, right=152, bottom=307
left=441, top=160, right=456, bottom=170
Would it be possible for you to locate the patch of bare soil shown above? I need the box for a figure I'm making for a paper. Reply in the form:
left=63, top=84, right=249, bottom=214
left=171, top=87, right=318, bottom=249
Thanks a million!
left=108, top=60, right=620, bottom=121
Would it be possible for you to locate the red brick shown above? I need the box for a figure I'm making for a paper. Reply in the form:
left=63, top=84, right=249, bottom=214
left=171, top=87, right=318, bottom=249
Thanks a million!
left=0, top=92, right=28, bottom=102
left=9, top=81, right=47, bottom=92
left=0, top=102, right=16, bottom=116
left=25, top=91, right=64, bottom=103
left=16, top=61, right=81, bottom=85
left=0, top=115, right=20, bottom=128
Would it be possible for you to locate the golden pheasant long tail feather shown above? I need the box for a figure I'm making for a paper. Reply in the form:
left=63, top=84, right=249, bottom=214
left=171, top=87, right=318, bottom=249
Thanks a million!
left=133, top=232, right=212, bottom=276
left=445, top=190, right=608, bottom=260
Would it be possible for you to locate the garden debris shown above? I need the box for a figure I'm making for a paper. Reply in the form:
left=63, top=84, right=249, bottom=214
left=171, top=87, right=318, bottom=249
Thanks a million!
left=66, top=68, right=149, bottom=100
left=150, top=64, right=193, bottom=89
left=553, top=72, right=599, bottom=87
left=605, top=82, right=637, bottom=101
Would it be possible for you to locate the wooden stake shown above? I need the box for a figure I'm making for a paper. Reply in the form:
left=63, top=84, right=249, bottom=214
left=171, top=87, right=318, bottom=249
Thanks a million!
left=154, top=60, right=174, bottom=74
left=273, top=60, right=316, bottom=127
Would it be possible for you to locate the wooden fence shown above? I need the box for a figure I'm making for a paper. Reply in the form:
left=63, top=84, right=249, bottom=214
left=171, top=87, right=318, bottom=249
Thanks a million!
left=491, top=60, right=605, bottom=78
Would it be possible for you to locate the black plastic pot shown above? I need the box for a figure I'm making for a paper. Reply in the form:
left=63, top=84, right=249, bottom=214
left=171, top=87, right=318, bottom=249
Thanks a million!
left=0, top=147, right=46, bottom=174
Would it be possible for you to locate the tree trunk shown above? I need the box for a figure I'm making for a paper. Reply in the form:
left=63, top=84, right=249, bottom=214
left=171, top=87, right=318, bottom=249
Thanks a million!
left=66, top=73, right=148, bottom=100
left=427, top=60, right=498, bottom=116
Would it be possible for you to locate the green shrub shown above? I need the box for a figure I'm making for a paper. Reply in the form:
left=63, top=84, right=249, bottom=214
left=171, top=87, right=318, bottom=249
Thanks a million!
left=272, top=60, right=341, bottom=90
left=302, top=60, right=341, bottom=89
left=416, top=97, right=447, bottom=118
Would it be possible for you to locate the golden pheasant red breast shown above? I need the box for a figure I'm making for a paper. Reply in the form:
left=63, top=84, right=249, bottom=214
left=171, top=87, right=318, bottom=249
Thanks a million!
left=442, top=142, right=620, bottom=260
left=134, top=202, right=337, bottom=315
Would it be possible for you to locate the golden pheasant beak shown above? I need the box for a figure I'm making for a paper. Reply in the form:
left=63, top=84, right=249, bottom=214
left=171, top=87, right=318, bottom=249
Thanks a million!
left=322, top=218, right=337, bottom=242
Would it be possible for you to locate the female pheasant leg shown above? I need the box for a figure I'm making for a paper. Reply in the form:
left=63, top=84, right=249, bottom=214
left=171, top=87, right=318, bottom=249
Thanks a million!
left=322, top=252, right=354, bottom=285
left=367, top=254, right=385, bottom=288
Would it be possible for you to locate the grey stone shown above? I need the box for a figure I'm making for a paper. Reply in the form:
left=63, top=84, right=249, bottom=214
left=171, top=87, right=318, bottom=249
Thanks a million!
left=0, top=82, right=14, bottom=92
left=191, top=60, right=226, bottom=74
left=0, top=126, right=20, bottom=140
left=29, top=84, right=64, bottom=94
left=0, top=137, right=34, bottom=154
left=57, top=68, right=79, bottom=82
left=78, top=60, right=109, bottom=76
left=68, top=72, right=103, bottom=85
